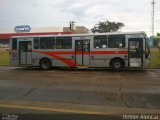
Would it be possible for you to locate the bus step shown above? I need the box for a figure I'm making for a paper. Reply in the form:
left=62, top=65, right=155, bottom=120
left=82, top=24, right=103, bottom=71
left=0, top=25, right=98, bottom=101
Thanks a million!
left=77, top=66, right=89, bottom=69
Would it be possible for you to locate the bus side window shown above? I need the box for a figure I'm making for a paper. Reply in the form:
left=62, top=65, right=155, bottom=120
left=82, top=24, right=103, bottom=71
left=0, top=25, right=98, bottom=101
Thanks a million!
left=12, top=38, right=17, bottom=50
left=40, top=37, right=55, bottom=49
left=34, top=38, right=39, bottom=49
left=94, top=36, right=107, bottom=49
left=56, top=37, right=72, bottom=49
left=108, top=35, right=125, bottom=48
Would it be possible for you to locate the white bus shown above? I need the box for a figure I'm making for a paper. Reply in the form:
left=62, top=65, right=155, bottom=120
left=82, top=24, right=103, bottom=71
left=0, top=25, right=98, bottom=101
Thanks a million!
left=10, top=32, right=150, bottom=70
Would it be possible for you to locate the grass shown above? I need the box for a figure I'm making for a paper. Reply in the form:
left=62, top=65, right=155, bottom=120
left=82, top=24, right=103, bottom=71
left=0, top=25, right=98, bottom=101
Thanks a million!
left=149, top=48, right=160, bottom=68
left=0, top=48, right=9, bottom=66
left=0, top=48, right=160, bottom=68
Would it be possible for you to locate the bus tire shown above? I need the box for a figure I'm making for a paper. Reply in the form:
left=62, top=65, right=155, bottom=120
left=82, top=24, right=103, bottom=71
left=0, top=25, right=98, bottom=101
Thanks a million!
left=111, top=59, right=124, bottom=71
left=40, top=58, right=52, bottom=70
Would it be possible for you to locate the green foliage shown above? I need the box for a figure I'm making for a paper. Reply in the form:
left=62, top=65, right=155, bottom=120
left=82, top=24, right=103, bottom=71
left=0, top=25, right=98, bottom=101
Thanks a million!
left=157, top=33, right=160, bottom=36
left=149, top=48, right=160, bottom=68
left=0, top=49, right=9, bottom=66
left=91, top=20, right=124, bottom=33
left=154, top=36, right=160, bottom=40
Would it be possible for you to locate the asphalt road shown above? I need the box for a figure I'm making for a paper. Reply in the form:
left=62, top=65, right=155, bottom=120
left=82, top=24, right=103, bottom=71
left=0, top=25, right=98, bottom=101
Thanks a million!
left=0, top=66, right=160, bottom=116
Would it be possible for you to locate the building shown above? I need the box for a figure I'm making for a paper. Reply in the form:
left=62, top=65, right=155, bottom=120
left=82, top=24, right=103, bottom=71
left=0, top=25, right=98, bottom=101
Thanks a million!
left=63, top=26, right=89, bottom=34
left=0, top=25, right=89, bottom=48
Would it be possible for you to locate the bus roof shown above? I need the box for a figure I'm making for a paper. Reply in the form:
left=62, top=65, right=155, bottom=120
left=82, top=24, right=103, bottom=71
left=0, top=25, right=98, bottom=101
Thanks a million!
left=10, top=31, right=146, bottom=38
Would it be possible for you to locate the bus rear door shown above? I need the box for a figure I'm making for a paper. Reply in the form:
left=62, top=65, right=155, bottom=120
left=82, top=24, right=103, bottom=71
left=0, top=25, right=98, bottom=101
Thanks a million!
left=75, top=40, right=90, bottom=67
left=128, top=38, right=143, bottom=67
left=19, top=41, right=32, bottom=65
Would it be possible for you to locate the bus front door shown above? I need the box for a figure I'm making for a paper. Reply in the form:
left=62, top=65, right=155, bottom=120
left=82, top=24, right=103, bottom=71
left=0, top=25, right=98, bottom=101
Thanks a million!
left=19, top=41, right=32, bottom=65
left=128, top=38, right=143, bottom=67
left=75, top=40, right=90, bottom=67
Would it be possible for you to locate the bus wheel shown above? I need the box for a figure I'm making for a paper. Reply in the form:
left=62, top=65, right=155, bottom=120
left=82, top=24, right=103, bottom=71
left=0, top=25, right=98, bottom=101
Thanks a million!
left=40, top=58, right=52, bottom=70
left=111, top=59, right=124, bottom=71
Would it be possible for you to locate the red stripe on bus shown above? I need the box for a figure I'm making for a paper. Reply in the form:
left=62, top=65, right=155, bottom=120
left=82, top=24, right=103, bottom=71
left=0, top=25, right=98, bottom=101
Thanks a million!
left=90, top=51, right=128, bottom=54
left=33, top=50, right=128, bottom=55
left=75, top=51, right=90, bottom=55
left=33, top=50, right=127, bottom=66
left=34, top=51, right=76, bottom=67
left=47, top=51, right=74, bottom=54
left=117, top=51, right=128, bottom=54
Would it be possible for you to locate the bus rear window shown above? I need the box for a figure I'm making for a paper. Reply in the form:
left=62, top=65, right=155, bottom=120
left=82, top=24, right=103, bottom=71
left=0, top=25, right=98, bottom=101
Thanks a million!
left=12, top=38, right=17, bottom=50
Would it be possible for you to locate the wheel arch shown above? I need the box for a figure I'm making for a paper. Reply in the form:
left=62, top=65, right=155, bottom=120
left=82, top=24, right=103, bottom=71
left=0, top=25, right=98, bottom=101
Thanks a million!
left=39, top=57, right=52, bottom=66
left=109, top=57, right=125, bottom=67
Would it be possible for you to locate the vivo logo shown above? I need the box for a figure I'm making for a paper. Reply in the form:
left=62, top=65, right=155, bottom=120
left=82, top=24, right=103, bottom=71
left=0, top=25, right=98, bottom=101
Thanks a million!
left=15, top=25, right=31, bottom=32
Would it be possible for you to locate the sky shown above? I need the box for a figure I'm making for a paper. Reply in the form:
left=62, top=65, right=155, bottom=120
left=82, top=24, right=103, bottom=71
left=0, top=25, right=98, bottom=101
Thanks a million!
left=0, top=0, right=160, bottom=36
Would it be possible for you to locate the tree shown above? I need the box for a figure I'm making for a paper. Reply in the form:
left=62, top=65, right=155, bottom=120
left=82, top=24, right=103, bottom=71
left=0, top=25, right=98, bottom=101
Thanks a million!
left=157, top=33, right=160, bottom=36
left=91, top=20, right=124, bottom=33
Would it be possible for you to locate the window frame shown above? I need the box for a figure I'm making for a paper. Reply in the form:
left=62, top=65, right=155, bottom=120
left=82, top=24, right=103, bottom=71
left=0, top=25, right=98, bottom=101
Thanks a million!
left=12, top=38, right=17, bottom=50
left=33, top=37, right=40, bottom=49
left=108, top=35, right=126, bottom=48
left=56, top=37, right=72, bottom=49
left=94, top=35, right=108, bottom=49
left=40, top=37, right=55, bottom=49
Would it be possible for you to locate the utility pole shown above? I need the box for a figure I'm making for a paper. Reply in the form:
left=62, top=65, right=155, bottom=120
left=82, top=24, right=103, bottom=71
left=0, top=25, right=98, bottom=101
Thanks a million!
left=151, top=0, right=155, bottom=36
